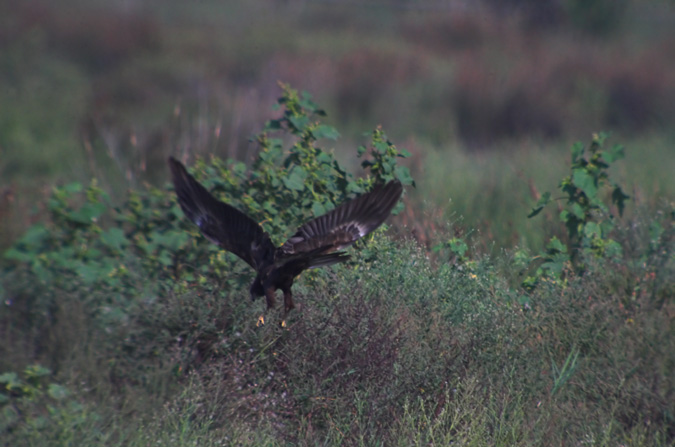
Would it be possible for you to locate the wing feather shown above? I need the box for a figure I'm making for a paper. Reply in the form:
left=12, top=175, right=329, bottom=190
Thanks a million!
left=281, top=180, right=403, bottom=256
left=168, top=157, right=274, bottom=270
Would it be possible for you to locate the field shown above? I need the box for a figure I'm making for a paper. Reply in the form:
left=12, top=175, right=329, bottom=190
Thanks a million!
left=1, top=1, right=674, bottom=445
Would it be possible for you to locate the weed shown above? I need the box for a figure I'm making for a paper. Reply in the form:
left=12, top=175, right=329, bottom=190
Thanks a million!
left=525, top=132, right=630, bottom=289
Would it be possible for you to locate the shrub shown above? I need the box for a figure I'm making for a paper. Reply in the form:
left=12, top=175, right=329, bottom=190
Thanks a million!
left=0, top=365, right=102, bottom=445
left=2, top=86, right=673, bottom=446
left=524, top=132, right=629, bottom=290
left=1, top=84, right=414, bottom=384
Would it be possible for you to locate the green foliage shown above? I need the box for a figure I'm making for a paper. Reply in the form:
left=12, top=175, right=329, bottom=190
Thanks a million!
left=431, top=236, right=470, bottom=266
left=0, top=365, right=100, bottom=443
left=2, top=84, right=412, bottom=318
left=1, top=214, right=673, bottom=445
left=192, top=83, right=414, bottom=243
left=2, top=83, right=674, bottom=445
left=525, top=132, right=629, bottom=289
left=1, top=84, right=414, bottom=396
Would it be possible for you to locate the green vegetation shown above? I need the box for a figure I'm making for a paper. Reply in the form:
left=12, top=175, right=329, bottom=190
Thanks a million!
left=524, top=132, right=629, bottom=289
left=2, top=1, right=674, bottom=444
left=2, top=87, right=674, bottom=445
left=2, top=0, right=675, bottom=252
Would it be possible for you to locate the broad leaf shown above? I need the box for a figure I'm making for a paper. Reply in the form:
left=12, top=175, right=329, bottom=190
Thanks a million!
left=311, top=124, right=340, bottom=140
left=528, top=192, right=552, bottom=218
left=572, top=169, right=597, bottom=199
left=282, top=168, right=308, bottom=191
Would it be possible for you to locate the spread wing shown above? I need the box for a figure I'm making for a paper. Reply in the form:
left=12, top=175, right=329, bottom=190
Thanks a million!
left=280, top=180, right=403, bottom=258
left=168, top=157, right=275, bottom=271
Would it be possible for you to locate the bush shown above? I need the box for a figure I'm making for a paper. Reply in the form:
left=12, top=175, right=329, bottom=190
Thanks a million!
left=1, top=87, right=673, bottom=446
left=524, top=132, right=629, bottom=291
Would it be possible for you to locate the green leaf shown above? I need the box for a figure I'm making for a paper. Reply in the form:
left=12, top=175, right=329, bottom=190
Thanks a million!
left=47, top=384, right=70, bottom=400
left=600, top=144, right=625, bottom=163
left=542, top=251, right=570, bottom=276
left=311, top=125, right=340, bottom=140
left=232, top=161, right=247, bottom=176
left=570, top=142, right=584, bottom=163
left=572, top=168, right=597, bottom=199
left=311, top=201, right=327, bottom=216
left=299, top=92, right=319, bottom=112
left=570, top=202, right=585, bottom=219
left=317, top=151, right=333, bottom=164
left=282, top=168, right=308, bottom=191
left=604, top=239, right=623, bottom=258
left=63, top=182, right=83, bottom=194
left=153, top=231, right=190, bottom=251
left=288, top=115, right=310, bottom=133
left=374, top=141, right=389, bottom=154
left=583, top=222, right=601, bottom=239
left=527, top=192, right=551, bottom=218
left=546, top=237, right=567, bottom=254
left=158, top=250, right=173, bottom=266
left=263, top=201, right=277, bottom=216
left=265, top=118, right=282, bottom=130
left=75, top=262, right=107, bottom=284
left=101, top=228, right=127, bottom=252
left=0, top=372, right=20, bottom=386
left=25, top=364, right=51, bottom=378
left=3, top=248, right=32, bottom=262
left=68, top=202, right=107, bottom=224
left=448, top=238, right=468, bottom=257
left=16, top=224, right=49, bottom=248
left=394, top=165, right=414, bottom=185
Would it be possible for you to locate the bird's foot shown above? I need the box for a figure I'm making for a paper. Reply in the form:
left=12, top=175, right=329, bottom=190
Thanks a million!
left=256, top=314, right=265, bottom=327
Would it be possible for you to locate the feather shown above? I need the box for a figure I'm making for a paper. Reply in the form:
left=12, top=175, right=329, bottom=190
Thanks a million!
left=168, top=157, right=403, bottom=316
left=168, top=157, right=275, bottom=269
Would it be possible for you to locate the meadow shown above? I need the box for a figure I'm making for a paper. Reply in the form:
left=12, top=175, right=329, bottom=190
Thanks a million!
left=1, top=1, right=674, bottom=445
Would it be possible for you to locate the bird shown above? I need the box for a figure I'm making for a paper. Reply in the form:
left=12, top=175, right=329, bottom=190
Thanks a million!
left=168, top=157, right=403, bottom=322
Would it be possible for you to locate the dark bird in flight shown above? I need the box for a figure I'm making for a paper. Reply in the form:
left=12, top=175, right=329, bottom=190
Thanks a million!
left=168, top=157, right=403, bottom=319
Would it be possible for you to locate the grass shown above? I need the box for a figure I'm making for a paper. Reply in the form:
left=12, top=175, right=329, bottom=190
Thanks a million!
left=418, top=134, right=675, bottom=253
left=2, top=1, right=674, bottom=186
left=1, top=1, right=675, bottom=445
left=1, top=225, right=673, bottom=445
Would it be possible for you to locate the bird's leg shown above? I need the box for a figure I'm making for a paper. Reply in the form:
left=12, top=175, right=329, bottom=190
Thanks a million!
left=264, top=287, right=277, bottom=309
left=281, top=289, right=294, bottom=328
left=258, top=287, right=277, bottom=327
left=283, top=288, right=295, bottom=314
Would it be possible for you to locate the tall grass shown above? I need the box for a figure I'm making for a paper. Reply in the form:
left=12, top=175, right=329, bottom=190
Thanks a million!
left=1, top=212, right=673, bottom=445
left=2, top=0, right=675, bottom=252
left=420, top=134, right=675, bottom=253
left=1, top=2, right=674, bottom=444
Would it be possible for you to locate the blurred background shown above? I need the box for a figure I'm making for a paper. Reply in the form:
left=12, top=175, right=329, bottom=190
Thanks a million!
left=2, top=0, right=674, bottom=251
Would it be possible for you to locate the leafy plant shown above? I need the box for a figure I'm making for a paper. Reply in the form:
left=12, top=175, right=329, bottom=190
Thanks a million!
left=431, top=236, right=470, bottom=266
left=1, top=84, right=414, bottom=363
left=0, top=365, right=98, bottom=441
left=525, top=132, right=629, bottom=289
left=193, top=83, right=414, bottom=243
